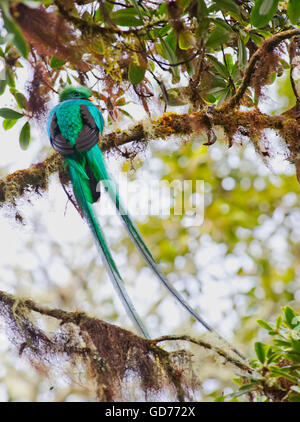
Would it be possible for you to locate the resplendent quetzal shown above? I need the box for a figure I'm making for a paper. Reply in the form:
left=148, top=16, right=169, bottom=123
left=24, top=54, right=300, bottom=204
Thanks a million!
left=47, top=85, right=216, bottom=339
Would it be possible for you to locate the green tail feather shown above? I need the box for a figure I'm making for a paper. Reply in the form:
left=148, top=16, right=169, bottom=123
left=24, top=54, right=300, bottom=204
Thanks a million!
left=67, top=158, right=150, bottom=339
left=85, top=146, right=215, bottom=330
left=86, top=146, right=246, bottom=361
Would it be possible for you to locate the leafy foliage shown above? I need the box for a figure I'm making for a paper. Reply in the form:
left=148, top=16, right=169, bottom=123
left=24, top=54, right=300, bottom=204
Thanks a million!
left=0, top=0, right=298, bottom=146
left=217, top=306, right=300, bottom=402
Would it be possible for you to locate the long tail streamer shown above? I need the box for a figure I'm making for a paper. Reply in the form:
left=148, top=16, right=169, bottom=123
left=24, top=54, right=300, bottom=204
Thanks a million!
left=86, top=147, right=246, bottom=362
left=67, top=158, right=150, bottom=339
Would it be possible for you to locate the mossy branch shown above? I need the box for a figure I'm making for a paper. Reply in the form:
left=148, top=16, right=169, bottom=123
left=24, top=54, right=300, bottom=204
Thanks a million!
left=222, top=28, right=300, bottom=111
left=0, top=289, right=249, bottom=401
left=0, top=107, right=298, bottom=208
left=151, top=335, right=251, bottom=373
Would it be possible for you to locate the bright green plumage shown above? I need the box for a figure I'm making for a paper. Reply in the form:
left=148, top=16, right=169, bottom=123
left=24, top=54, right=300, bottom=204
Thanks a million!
left=56, top=102, right=83, bottom=145
left=48, top=85, right=149, bottom=338
left=47, top=85, right=246, bottom=361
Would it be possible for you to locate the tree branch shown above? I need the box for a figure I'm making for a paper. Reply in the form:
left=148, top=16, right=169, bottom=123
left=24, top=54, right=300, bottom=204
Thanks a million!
left=151, top=335, right=251, bottom=373
left=222, top=28, right=300, bottom=111
left=0, top=289, right=248, bottom=401
left=0, top=107, right=296, bottom=208
left=53, top=0, right=167, bottom=37
left=0, top=289, right=250, bottom=401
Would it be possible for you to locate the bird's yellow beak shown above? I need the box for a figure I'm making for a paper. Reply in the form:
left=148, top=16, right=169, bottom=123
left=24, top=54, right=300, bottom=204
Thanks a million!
left=89, top=97, right=95, bottom=102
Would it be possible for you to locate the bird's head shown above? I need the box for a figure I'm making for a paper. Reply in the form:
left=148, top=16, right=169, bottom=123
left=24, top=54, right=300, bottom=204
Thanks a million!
left=59, top=85, right=92, bottom=102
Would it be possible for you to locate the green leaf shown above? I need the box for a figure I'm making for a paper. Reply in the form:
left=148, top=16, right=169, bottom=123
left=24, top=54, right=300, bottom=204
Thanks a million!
left=214, top=395, right=225, bottom=402
left=291, top=338, right=300, bottom=353
left=50, top=56, right=66, bottom=68
left=284, top=352, right=300, bottom=363
left=206, top=87, right=227, bottom=96
left=3, top=118, right=17, bottom=130
left=1, top=7, right=29, bottom=58
left=210, top=73, right=227, bottom=88
left=158, top=37, right=179, bottom=80
left=111, top=9, right=143, bottom=26
left=165, top=29, right=177, bottom=52
left=6, top=67, right=15, bottom=88
left=257, top=319, right=273, bottom=331
left=0, top=79, right=6, bottom=96
left=119, top=108, right=133, bottom=119
left=206, top=27, right=230, bottom=49
left=254, top=395, right=268, bottom=402
left=205, top=93, right=217, bottom=103
left=149, top=60, right=155, bottom=72
left=212, top=0, right=241, bottom=17
left=129, top=0, right=146, bottom=21
left=19, top=121, right=31, bottom=150
left=217, top=88, right=231, bottom=105
left=274, top=338, right=292, bottom=347
left=0, top=107, right=23, bottom=119
left=269, top=366, right=299, bottom=383
left=284, top=306, right=298, bottom=328
left=14, top=92, right=27, bottom=109
left=230, top=382, right=259, bottom=398
left=178, top=31, right=196, bottom=50
left=128, top=62, right=145, bottom=85
left=94, top=8, right=104, bottom=23
left=224, top=53, right=234, bottom=75
left=250, top=0, right=280, bottom=28
left=237, top=36, right=247, bottom=69
left=255, top=342, right=266, bottom=363
left=155, top=2, right=168, bottom=18
left=213, top=18, right=234, bottom=32
left=207, top=54, right=229, bottom=78
left=158, top=26, right=172, bottom=38
left=288, top=0, right=300, bottom=24
left=291, top=316, right=300, bottom=327
left=267, top=352, right=281, bottom=364
left=92, top=38, right=105, bottom=54
left=276, top=315, right=283, bottom=329
left=94, top=1, right=114, bottom=23
left=158, top=37, right=174, bottom=61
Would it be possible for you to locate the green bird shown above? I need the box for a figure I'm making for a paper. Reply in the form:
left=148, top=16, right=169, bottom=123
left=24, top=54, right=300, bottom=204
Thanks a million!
left=46, top=85, right=222, bottom=341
